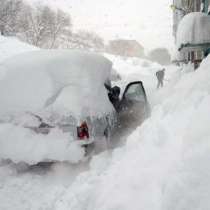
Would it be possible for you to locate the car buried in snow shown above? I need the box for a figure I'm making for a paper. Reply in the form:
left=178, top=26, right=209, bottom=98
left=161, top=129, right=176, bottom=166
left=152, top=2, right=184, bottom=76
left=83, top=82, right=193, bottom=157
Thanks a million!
left=0, top=50, right=150, bottom=157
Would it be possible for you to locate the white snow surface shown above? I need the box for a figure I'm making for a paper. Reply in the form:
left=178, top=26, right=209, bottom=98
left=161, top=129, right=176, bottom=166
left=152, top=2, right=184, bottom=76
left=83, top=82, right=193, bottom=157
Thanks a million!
left=0, top=35, right=38, bottom=62
left=176, top=12, right=210, bottom=49
left=0, top=35, right=38, bottom=79
left=53, top=55, right=210, bottom=210
left=0, top=124, right=85, bottom=164
left=1, top=36, right=210, bottom=209
left=0, top=49, right=114, bottom=119
left=0, top=44, right=115, bottom=164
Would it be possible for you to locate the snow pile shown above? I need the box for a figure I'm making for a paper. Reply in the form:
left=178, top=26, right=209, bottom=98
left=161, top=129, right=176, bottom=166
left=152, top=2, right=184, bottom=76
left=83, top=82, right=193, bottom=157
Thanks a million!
left=0, top=124, right=85, bottom=164
left=0, top=49, right=115, bottom=164
left=176, top=12, right=210, bottom=49
left=54, top=56, right=210, bottom=210
left=0, top=50, right=114, bottom=119
left=0, top=35, right=37, bottom=63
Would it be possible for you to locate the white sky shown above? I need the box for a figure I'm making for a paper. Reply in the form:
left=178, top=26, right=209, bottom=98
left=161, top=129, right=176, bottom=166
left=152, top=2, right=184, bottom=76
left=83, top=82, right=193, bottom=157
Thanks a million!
left=30, top=0, right=174, bottom=52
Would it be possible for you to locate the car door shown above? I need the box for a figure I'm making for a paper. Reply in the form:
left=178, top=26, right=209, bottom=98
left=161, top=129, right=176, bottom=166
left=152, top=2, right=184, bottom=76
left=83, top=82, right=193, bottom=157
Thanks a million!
left=118, top=81, right=149, bottom=129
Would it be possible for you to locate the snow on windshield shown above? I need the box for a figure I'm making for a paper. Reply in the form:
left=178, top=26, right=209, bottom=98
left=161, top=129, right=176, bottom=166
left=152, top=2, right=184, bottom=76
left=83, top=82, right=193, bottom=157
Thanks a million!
left=0, top=50, right=114, bottom=120
left=176, top=12, right=210, bottom=49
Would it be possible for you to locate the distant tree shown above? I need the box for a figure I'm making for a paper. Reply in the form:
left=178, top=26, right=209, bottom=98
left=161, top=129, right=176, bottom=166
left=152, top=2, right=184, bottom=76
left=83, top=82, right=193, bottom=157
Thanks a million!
left=0, top=0, right=22, bottom=35
left=148, top=48, right=171, bottom=65
left=62, top=30, right=104, bottom=51
left=48, top=9, right=71, bottom=48
left=75, top=30, right=104, bottom=50
left=17, top=5, right=72, bottom=48
left=0, top=1, right=103, bottom=51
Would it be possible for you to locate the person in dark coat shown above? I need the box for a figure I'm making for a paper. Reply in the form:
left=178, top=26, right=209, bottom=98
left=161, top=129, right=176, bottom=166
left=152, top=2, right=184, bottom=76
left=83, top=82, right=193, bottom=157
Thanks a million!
left=108, top=86, right=121, bottom=111
left=104, top=83, right=121, bottom=111
left=156, top=68, right=165, bottom=89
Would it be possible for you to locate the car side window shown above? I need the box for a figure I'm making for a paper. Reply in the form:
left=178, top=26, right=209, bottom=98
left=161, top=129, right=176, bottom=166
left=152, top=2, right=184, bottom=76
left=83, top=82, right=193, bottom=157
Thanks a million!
left=123, top=83, right=146, bottom=102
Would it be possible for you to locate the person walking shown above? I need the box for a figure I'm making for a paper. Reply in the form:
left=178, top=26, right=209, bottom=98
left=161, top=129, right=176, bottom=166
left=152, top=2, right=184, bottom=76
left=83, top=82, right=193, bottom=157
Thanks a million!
left=156, top=68, right=165, bottom=89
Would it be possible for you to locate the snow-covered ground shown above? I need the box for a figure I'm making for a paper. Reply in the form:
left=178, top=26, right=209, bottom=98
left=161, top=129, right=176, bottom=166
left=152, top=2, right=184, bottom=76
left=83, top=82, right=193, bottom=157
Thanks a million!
left=1, top=35, right=210, bottom=210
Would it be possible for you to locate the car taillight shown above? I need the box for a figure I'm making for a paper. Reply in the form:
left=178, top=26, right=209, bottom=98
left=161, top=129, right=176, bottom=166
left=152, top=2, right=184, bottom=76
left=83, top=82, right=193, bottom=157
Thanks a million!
left=77, top=121, right=89, bottom=140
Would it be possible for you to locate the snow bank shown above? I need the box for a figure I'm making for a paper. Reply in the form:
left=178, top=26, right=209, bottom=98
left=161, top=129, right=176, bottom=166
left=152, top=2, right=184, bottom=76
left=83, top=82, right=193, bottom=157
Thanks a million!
left=0, top=35, right=37, bottom=63
left=0, top=49, right=114, bottom=164
left=0, top=50, right=114, bottom=120
left=54, top=56, right=210, bottom=210
left=176, top=12, right=210, bottom=49
left=0, top=124, right=85, bottom=164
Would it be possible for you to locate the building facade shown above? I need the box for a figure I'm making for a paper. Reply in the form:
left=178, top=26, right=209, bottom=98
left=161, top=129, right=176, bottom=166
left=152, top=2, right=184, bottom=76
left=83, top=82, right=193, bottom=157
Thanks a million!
left=106, top=39, right=145, bottom=58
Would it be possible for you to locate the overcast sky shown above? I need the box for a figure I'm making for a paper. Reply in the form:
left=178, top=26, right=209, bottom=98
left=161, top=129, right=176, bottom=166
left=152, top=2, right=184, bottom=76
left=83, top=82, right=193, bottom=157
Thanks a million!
left=30, top=0, right=174, bottom=52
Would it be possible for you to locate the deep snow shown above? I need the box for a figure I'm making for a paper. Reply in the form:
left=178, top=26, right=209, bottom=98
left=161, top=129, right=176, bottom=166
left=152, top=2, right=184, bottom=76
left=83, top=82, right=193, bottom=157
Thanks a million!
left=0, top=36, right=38, bottom=63
left=0, top=35, right=38, bottom=80
left=0, top=49, right=116, bottom=164
left=1, top=36, right=210, bottom=210
left=0, top=45, right=162, bottom=165
left=0, top=125, right=85, bottom=164
left=54, top=56, right=210, bottom=210
left=0, top=50, right=114, bottom=118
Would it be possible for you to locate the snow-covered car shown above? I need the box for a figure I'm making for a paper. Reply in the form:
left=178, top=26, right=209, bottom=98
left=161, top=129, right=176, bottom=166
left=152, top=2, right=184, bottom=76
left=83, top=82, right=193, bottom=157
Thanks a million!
left=0, top=50, right=149, bottom=156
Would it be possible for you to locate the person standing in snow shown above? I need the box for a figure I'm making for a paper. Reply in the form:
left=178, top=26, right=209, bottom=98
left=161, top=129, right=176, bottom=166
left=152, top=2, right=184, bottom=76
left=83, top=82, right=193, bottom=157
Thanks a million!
left=104, top=83, right=121, bottom=111
left=156, top=68, right=165, bottom=89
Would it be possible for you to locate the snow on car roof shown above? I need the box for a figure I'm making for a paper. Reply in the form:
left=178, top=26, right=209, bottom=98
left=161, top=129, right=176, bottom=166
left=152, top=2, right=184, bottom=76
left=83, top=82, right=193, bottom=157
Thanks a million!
left=0, top=49, right=114, bottom=119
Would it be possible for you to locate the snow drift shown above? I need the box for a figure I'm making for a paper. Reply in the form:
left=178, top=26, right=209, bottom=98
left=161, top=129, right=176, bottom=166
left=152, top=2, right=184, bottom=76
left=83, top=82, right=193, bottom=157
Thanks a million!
left=54, top=56, right=210, bottom=210
left=0, top=49, right=114, bottom=119
left=0, top=35, right=38, bottom=63
left=0, top=49, right=114, bottom=164
left=0, top=124, right=85, bottom=164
